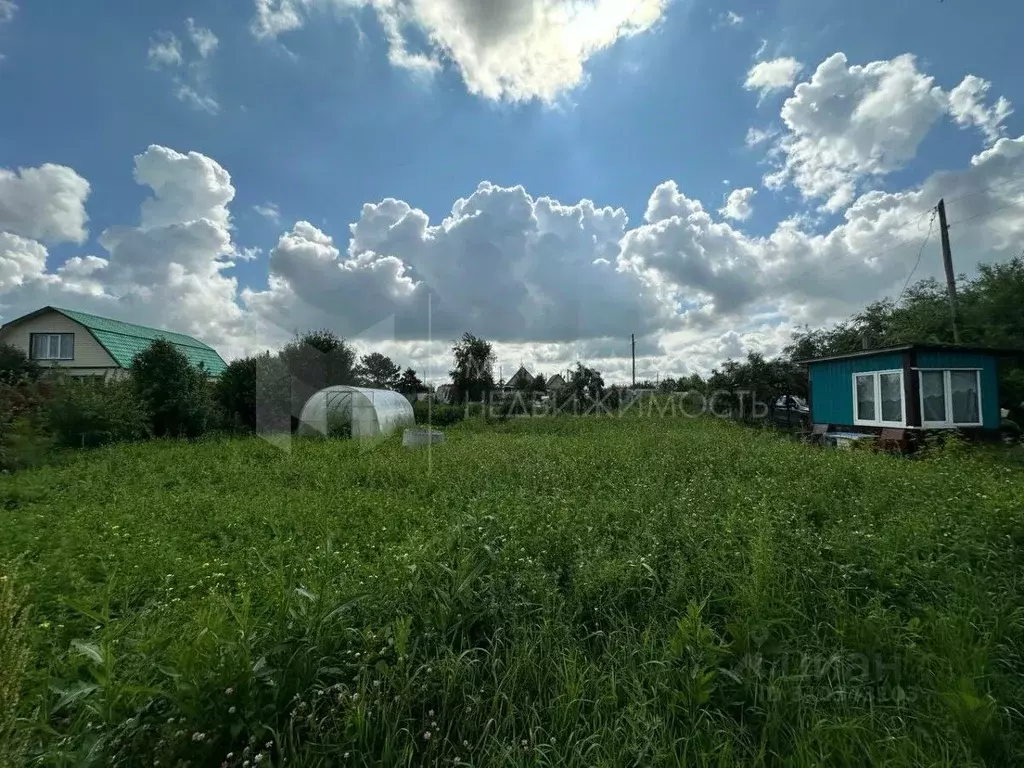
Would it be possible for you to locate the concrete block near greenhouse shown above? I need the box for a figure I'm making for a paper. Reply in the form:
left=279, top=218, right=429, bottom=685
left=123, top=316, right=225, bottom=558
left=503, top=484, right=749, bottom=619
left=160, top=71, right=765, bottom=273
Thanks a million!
left=402, top=428, right=445, bottom=448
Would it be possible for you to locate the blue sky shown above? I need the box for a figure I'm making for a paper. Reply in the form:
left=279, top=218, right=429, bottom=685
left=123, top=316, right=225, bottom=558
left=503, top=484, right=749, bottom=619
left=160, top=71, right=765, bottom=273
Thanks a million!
left=1, top=0, right=1022, bottom=381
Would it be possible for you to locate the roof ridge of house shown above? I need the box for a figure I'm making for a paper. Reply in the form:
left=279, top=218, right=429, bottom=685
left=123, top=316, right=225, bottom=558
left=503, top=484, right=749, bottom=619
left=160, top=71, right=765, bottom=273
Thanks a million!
left=51, top=306, right=213, bottom=350
left=90, top=325, right=212, bottom=350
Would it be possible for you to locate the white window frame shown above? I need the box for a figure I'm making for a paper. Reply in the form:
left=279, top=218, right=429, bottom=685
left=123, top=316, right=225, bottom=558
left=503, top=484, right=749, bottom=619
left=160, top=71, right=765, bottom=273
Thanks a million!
left=29, top=332, right=75, bottom=361
left=917, top=368, right=983, bottom=429
left=852, top=369, right=906, bottom=427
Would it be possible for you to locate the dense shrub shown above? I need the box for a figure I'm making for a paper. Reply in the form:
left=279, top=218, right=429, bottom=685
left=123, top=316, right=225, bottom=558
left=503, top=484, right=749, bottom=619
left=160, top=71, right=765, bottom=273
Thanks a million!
left=0, top=381, right=54, bottom=471
left=130, top=340, right=212, bottom=438
left=213, top=352, right=291, bottom=433
left=213, top=356, right=259, bottom=431
left=0, top=342, right=41, bottom=386
left=46, top=376, right=150, bottom=448
left=412, top=400, right=481, bottom=426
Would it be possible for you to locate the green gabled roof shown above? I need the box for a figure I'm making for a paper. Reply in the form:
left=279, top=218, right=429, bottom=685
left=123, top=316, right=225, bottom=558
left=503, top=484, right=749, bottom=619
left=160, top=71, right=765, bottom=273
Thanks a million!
left=51, top=307, right=228, bottom=375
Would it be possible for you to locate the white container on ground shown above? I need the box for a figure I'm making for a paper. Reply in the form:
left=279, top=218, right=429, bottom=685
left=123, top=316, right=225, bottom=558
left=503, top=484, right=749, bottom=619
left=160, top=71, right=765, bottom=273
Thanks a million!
left=403, top=428, right=445, bottom=448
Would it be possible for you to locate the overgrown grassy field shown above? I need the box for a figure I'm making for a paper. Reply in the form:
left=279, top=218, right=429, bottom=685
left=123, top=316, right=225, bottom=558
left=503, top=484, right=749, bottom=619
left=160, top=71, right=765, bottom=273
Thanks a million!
left=2, top=416, right=1023, bottom=766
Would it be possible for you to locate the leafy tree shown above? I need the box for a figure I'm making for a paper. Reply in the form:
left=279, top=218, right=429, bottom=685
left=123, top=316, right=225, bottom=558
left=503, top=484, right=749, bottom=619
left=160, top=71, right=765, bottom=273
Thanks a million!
left=130, top=340, right=211, bottom=438
left=706, top=352, right=806, bottom=421
left=678, top=373, right=707, bottom=393
left=212, top=353, right=291, bottom=432
left=278, top=330, right=359, bottom=427
left=397, top=367, right=427, bottom=396
left=531, top=373, right=547, bottom=394
left=658, top=377, right=678, bottom=394
left=46, top=377, right=149, bottom=447
left=450, top=333, right=495, bottom=404
left=279, top=329, right=358, bottom=390
left=357, top=352, right=401, bottom=389
left=567, top=363, right=605, bottom=403
left=0, top=342, right=41, bottom=386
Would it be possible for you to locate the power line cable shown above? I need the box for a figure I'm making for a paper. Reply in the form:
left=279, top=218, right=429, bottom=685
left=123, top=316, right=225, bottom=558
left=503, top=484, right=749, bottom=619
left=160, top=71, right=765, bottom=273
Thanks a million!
left=936, top=170, right=1024, bottom=208
left=946, top=197, right=1024, bottom=228
left=895, top=210, right=936, bottom=305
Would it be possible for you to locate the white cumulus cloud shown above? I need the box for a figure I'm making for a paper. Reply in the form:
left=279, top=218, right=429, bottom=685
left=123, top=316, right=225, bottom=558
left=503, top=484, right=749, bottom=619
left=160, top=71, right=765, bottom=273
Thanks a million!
left=0, top=164, right=90, bottom=244
left=148, top=33, right=183, bottom=68
left=720, top=188, right=756, bottom=221
left=250, top=0, right=671, bottom=103
left=760, top=52, right=1017, bottom=212
left=2, top=92, right=1024, bottom=380
left=948, top=75, right=1013, bottom=145
left=744, top=57, right=803, bottom=99
left=149, top=21, right=220, bottom=114
left=186, top=18, right=219, bottom=58
left=254, top=203, right=282, bottom=224
left=0, top=0, right=17, bottom=23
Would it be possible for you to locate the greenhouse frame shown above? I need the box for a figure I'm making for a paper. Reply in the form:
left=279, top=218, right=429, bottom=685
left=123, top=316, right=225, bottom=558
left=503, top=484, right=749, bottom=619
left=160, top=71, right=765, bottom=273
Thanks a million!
left=297, top=385, right=415, bottom=439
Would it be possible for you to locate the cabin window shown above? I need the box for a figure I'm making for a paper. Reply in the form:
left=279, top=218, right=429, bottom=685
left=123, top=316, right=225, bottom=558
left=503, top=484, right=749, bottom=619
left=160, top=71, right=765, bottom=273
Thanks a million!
left=853, top=369, right=905, bottom=426
left=919, top=369, right=983, bottom=428
left=29, top=333, right=75, bottom=361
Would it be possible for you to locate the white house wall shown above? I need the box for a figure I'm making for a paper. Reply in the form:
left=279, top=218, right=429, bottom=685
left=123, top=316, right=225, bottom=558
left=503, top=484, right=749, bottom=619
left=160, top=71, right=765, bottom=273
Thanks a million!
left=0, top=310, right=119, bottom=373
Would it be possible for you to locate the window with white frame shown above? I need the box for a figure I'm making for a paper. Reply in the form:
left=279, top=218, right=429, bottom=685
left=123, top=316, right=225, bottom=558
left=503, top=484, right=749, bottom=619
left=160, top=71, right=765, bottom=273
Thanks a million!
left=919, top=369, right=982, bottom=428
left=853, top=369, right=905, bottom=426
left=29, top=333, right=75, bottom=361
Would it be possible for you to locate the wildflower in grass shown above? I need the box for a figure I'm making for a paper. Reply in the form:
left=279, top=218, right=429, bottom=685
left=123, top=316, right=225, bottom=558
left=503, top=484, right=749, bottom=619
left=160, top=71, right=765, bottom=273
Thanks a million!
left=423, top=731, right=432, bottom=740
left=229, top=706, right=236, bottom=714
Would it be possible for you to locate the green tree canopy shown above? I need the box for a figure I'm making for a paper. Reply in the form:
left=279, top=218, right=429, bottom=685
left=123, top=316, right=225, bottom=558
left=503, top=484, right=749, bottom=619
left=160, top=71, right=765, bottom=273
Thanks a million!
left=450, top=333, right=495, bottom=403
left=357, top=352, right=402, bottom=389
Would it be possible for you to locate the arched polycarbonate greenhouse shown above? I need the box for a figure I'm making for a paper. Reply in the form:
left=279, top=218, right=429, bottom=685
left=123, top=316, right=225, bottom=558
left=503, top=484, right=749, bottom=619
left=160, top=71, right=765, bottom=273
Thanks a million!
left=297, top=386, right=415, bottom=439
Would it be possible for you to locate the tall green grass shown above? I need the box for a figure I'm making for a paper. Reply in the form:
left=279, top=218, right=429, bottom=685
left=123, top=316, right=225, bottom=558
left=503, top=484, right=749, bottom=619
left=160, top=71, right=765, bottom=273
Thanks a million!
left=1, top=415, right=1023, bottom=766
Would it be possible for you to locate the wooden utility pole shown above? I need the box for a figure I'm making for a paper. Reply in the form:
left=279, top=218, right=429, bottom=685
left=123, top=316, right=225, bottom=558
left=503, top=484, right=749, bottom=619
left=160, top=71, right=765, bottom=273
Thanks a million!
left=631, top=333, right=636, bottom=387
left=936, top=199, right=961, bottom=344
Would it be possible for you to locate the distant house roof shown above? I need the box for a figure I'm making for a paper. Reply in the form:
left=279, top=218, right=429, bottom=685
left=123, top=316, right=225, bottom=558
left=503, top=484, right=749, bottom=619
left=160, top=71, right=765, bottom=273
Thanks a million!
left=2, top=306, right=228, bottom=375
left=547, top=373, right=566, bottom=387
left=504, top=365, right=533, bottom=388
left=796, top=343, right=1023, bottom=365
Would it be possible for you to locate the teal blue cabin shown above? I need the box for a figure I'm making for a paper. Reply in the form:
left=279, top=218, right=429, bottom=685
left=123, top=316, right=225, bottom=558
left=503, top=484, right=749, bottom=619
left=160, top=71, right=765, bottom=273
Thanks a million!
left=801, top=345, right=1014, bottom=435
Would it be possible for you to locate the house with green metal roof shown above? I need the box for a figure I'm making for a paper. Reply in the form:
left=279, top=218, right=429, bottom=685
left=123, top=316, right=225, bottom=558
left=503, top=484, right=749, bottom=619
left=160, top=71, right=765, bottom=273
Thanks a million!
left=0, top=306, right=228, bottom=377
